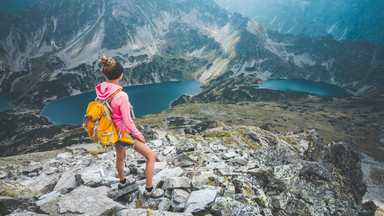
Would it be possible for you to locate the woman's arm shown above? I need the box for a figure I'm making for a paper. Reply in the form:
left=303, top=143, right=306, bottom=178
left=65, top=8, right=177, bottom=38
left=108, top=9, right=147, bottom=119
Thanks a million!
left=119, top=94, right=144, bottom=141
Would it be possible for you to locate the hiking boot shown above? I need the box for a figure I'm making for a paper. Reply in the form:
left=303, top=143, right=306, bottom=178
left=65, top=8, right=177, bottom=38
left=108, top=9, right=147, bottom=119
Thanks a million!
left=143, top=188, right=164, bottom=198
left=118, top=177, right=136, bottom=190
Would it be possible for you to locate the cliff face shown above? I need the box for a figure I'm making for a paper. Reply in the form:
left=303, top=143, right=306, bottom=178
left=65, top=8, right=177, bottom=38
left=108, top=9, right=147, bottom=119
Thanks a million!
left=0, top=123, right=376, bottom=215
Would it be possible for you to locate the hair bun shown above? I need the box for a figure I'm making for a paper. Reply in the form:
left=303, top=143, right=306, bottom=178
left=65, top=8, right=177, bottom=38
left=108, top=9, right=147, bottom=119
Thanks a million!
left=98, top=56, right=108, bottom=65
left=98, top=56, right=116, bottom=67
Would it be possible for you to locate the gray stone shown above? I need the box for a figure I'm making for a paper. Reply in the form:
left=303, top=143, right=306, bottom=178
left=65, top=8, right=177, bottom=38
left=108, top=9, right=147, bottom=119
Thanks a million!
left=151, top=167, right=184, bottom=188
left=9, top=212, right=48, bottom=216
left=211, top=197, right=262, bottom=216
left=191, top=171, right=216, bottom=189
left=21, top=172, right=60, bottom=195
left=55, top=152, right=73, bottom=161
left=41, top=166, right=56, bottom=175
left=233, top=157, right=248, bottom=166
left=184, top=187, right=219, bottom=213
left=36, top=189, right=66, bottom=208
left=154, top=162, right=167, bottom=175
left=174, top=153, right=195, bottom=167
left=137, top=185, right=163, bottom=209
left=108, top=183, right=138, bottom=200
left=163, top=146, right=176, bottom=155
left=53, top=167, right=79, bottom=191
left=40, top=186, right=125, bottom=216
left=76, top=164, right=119, bottom=187
left=162, top=177, right=191, bottom=191
left=23, top=162, right=43, bottom=174
left=166, top=134, right=179, bottom=144
left=222, top=151, right=237, bottom=160
left=0, top=171, right=6, bottom=179
left=176, top=140, right=196, bottom=154
left=158, top=198, right=171, bottom=211
left=116, top=209, right=193, bottom=216
left=171, top=189, right=190, bottom=212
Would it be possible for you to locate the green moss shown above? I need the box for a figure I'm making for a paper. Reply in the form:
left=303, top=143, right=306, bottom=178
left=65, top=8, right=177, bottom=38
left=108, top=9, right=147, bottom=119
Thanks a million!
left=206, top=179, right=218, bottom=187
left=0, top=181, right=32, bottom=198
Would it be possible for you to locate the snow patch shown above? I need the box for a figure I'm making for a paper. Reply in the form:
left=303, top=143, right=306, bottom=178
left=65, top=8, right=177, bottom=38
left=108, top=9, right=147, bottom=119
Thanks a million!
left=43, top=96, right=58, bottom=104
left=355, top=85, right=375, bottom=95
left=246, top=20, right=264, bottom=37
left=230, top=59, right=272, bottom=80
left=292, top=53, right=315, bottom=68
left=327, top=22, right=339, bottom=34
left=188, top=46, right=207, bottom=58
left=320, top=58, right=334, bottom=71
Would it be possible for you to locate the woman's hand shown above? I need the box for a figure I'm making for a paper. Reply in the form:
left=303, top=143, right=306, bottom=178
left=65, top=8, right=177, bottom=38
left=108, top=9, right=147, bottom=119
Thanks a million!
left=137, top=134, right=146, bottom=143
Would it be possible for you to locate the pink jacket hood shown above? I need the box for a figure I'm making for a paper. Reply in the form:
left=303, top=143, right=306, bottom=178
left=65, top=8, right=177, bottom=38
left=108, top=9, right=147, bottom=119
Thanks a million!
left=96, top=82, right=123, bottom=100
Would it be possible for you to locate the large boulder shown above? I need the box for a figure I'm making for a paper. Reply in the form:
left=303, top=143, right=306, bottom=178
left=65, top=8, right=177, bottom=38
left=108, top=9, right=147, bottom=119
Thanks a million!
left=39, top=186, right=126, bottom=215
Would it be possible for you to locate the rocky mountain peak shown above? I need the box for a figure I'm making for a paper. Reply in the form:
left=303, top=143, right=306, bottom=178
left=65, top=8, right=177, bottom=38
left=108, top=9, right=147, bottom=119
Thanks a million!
left=0, top=123, right=376, bottom=215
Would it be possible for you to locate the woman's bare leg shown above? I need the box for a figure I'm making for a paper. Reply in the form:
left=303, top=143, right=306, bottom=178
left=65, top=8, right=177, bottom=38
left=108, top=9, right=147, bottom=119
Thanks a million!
left=134, top=140, right=156, bottom=188
left=115, top=144, right=127, bottom=181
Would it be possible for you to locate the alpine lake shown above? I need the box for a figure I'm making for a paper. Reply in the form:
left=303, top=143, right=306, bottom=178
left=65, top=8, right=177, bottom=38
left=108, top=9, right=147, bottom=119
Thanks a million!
left=1, top=79, right=350, bottom=125
left=40, top=80, right=201, bottom=125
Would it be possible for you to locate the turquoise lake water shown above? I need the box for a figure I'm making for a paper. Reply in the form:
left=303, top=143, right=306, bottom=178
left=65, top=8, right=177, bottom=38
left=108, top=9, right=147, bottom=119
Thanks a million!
left=0, top=93, right=20, bottom=112
left=41, top=81, right=201, bottom=125
left=254, top=79, right=351, bottom=97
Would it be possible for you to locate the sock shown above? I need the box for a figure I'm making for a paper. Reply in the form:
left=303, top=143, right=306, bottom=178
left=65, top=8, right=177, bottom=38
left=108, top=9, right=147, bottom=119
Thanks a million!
left=120, top=178, right=126, bottom=184
left=145, top=186, right=153, bottom=193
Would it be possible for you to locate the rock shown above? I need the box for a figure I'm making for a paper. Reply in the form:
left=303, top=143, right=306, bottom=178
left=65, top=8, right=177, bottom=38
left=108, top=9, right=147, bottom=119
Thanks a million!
left=108, top=183, right=138, bottom=200
left=326, top=142, right=366, bottom=203
left=176, top=140, right=196, bottom=154
left=139, top=125, right=159, bottom=140
left=19, top=172, right=60, bottom=195
left=76, top=163, right=119, bottom=187
left=0, top=196, right=21, bottom=216
left=0, top=171, right=7, bottom=179
left=166, top=134, right=179, bottom=144
left=53, top=167, right=79, bottom=191
left=270, top=193, right=289, bottom=209
left=154, top=162, right=167, bottom=175
left=137, top=185, right=163, bottom=209
left=363, top=201, right=377, bottom=215
left=116, top=208, right=193, bottom=216
left=55, top=152, right=73, bottom=161
left=148, top=167, right=184, bottom=189
left=221, top=151, right=237, bottom=160
left=211, top=197, right=262, bottom=216
left=171, top=189, right=190, bottom=212
left=23, top=162, right=43, bottom=174
left=0, top=124, right=375, bottom=216
left=36, top=189, right=67, bottom=208
left=162, top=177, right=191, bottom=191
left=174, top=153, right=195, bottom=167
left=40, top=186, right=126, bottom=215
left=9, top=212, right=48, bottom=216
left=184, top=187, right=219, bottom=213
left=163, top=146, right=176, bottom=155
left=191, top=171, right=216, bottom=189
left=158, top=198, right=171, bottom=211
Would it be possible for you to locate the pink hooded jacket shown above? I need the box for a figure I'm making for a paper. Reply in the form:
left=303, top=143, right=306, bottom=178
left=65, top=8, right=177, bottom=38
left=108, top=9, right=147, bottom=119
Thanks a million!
left=96, top=82, right=142, bottom=139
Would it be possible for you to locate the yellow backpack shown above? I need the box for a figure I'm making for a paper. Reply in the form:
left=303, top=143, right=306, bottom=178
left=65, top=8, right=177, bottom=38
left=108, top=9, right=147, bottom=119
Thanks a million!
left=82, top=90, right=135, bottom=151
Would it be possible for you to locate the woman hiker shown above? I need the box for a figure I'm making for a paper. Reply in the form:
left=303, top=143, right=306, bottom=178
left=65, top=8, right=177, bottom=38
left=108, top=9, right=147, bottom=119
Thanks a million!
left=96, top=56, right=164, bottom=198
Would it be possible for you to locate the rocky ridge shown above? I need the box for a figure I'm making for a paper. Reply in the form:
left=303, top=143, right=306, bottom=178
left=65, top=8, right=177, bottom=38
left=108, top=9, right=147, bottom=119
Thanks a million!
left=0, top=122, right=376, bottom=215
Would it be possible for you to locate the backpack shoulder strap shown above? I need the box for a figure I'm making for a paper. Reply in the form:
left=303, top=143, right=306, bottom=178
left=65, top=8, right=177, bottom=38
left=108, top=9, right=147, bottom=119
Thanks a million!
left=107, top=89, right=122, bottom=103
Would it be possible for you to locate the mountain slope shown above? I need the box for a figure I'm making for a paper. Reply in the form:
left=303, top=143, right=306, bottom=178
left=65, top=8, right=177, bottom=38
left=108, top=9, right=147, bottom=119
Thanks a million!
left=214, top=0, right=384, bottom=44
left=0, top=0, right=383, bottom=113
